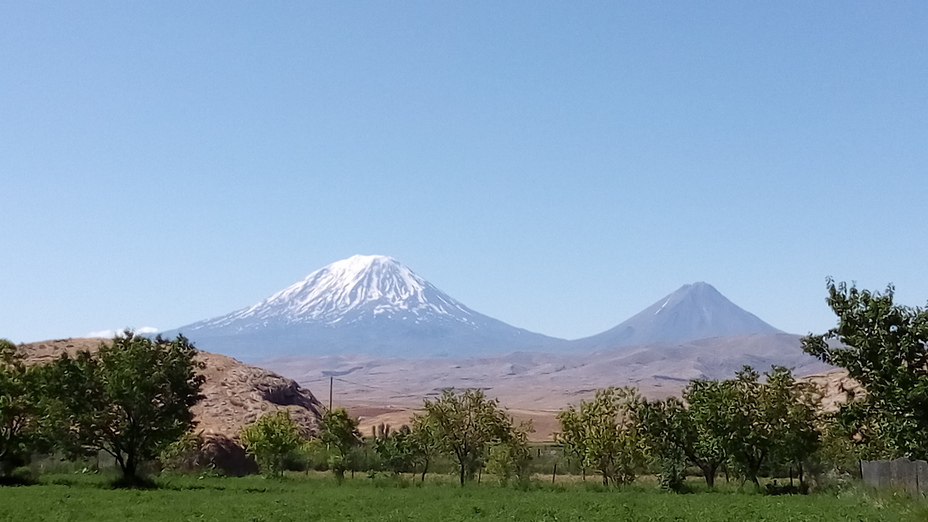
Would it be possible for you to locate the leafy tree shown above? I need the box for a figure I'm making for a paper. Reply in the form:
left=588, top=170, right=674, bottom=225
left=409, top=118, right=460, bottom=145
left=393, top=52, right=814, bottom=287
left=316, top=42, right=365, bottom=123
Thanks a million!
left=678, top=381, right=731, bottom=487
left=699, top=366, right=819, bottom=488
left=765, top=367, right=820, bottom=487
left=802, top=280, right=928, bottom=459
left=158, top=430, right=207, bottom=473
left=0, top=339, right=48, bottom=480
left=318, top=407, right=361, bottom=480
left=637, top=396, right=704, bottom=491
left=44, top=332, right=204, bottom=485
left=240, top=410, right=304, bottom=477
left=556, top=387, right=646, bottom=486
left=409, top=412, right=442, bottom=482
left=485, top=421, right=533, bottom=485
left=372, top=424, right=420, bottom=475
left=419, top=388, right=515, bottom=485
left=719, top=367, right=780, bottom=487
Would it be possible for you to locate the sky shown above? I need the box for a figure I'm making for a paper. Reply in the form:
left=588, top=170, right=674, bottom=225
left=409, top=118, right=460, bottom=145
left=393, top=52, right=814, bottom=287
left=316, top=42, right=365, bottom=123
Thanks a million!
left=2, top=2, right=927, bottom=344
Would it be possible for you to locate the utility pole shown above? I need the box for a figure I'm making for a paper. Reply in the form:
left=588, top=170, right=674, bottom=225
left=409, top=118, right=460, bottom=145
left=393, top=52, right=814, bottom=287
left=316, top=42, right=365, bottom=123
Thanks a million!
left=329, top=376, right=333, bottom=411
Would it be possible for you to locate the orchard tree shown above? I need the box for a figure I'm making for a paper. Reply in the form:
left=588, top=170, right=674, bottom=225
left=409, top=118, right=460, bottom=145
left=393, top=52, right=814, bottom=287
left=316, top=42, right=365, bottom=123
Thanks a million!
left=701, top=366, right=818, bottom=488
left=679, top=380, right=732, bottom=487
left=802, top=280, right=928, bottom=459
left=556, top=387, right=646, bottom=486
left=764, top=367, right=820, bottom=486
left=485, top=421, right=533, bottom=485
left=240, top=410, right=304, bottom=477
left=0, top=339, right=48, bottom=480
left=372, top=424, right=420, bottom=475
left=636, top=395, right=724, bottom=490
left=419, top=388, right=514, bottom=485
left=45, top=332, right=204, bottom=485
left=318, top=407, right=361, bottom=480
left=409, top=411, right=442, bottom=482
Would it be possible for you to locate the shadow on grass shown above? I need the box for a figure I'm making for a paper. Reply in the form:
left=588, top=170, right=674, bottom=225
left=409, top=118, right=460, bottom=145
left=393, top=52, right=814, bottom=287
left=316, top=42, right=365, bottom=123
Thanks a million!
left=0, top=475, right=38, bottom=486
left=110, top=475, right=159, bottom=489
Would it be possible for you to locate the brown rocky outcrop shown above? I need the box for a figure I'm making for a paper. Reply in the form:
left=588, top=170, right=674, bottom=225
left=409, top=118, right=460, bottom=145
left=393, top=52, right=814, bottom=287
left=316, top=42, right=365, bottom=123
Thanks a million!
left=19, top=338, right=323, bottom=476
left=797, top=368, right=864, bottom=413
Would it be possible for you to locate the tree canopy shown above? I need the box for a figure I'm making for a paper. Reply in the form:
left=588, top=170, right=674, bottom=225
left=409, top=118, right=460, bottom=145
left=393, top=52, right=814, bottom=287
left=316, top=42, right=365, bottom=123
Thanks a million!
left=318, top=407, right=361, bottom=479
left=417, top=388, right=515, bottom=485
left=802, top=280, right=928, bottom=459
left=556, top=386, right=646, bottom=486
left=44, top=332, right=204, bottom=484
left=0, top=339, right=48, bottom=479
left=240, top=410, right=304, bottom=477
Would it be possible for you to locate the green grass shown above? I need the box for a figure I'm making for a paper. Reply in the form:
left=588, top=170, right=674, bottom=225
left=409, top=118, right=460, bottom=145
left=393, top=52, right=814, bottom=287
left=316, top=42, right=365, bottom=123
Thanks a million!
left=0, top=472, right=925, bottom=522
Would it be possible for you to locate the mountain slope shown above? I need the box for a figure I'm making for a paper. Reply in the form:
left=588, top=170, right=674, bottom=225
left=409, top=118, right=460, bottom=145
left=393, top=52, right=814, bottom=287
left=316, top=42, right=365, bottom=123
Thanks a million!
left=572, top=282, right=782, bottom=351
left=161, top=255, right=565, bottom=361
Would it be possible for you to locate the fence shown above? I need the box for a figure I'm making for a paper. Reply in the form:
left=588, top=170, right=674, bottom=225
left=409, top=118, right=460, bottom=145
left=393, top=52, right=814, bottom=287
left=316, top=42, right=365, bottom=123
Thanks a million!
left=860, top=458, right=928, bottom=496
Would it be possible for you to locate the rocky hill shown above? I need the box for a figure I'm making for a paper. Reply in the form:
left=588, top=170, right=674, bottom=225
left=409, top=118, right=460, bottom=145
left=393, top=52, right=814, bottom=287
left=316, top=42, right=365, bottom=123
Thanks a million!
left=798, top=368, right=864, bottom=413
left=20, top=338, right=324, bottom=475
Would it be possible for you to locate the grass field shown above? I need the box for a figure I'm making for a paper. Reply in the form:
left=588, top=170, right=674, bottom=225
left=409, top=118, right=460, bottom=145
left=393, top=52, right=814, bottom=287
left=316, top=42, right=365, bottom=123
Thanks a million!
left=0, top=472, right=925, bottom=522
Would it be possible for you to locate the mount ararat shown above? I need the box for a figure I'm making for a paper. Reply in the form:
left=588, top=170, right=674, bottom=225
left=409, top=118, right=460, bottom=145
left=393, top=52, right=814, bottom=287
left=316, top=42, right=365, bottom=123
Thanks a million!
left=161, top=255, right=565, bottom=360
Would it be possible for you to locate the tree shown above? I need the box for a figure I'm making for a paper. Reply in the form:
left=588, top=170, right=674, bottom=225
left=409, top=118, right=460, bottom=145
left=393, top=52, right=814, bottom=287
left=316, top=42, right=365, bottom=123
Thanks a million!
left=764, top=366, right=820, bottom=488
left=0, top=339, right=48, bottom=480
left=318, top=407, right=361, bottom=480
left=802, top=280, right=928, bottom=459
left=44, top=332, right=204, bottom=485
left=372, top=424, right=420, bottom=476
left=408, top=412, right=442, bottom=482
left=556, top=387, right=646, bottom=486
left=240, top=410, right=304, bottom=477
left=678, top=381, right=731, bottom=487
left=637, top=396, right=715, bottom=491
left=696, top=366, right=819, bottom=488
left=484, top=421, right=533, bottom=485
left=419, top=388, right=514, bottom=485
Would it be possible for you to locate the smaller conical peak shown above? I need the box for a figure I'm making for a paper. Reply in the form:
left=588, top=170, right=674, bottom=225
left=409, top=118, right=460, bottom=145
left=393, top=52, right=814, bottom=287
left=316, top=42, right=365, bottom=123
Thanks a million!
left=665, top=282, right=718, bottom=300
left=680, top=281, right=714, bottom=292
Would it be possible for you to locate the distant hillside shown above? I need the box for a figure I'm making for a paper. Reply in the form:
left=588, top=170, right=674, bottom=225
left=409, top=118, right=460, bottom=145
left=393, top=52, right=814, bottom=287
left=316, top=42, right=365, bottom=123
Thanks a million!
left=265, top=332, right=832, bottom=412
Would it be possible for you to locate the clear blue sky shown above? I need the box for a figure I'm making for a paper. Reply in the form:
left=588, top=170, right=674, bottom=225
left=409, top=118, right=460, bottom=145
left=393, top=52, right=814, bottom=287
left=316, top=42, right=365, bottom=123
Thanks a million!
left=3, top=2, right=926, bottom=344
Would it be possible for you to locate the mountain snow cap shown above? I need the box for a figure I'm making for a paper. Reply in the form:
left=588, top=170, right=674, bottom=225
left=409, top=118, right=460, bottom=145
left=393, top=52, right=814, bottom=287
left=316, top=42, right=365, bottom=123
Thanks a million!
left=202, top=254, right=474, bottom=328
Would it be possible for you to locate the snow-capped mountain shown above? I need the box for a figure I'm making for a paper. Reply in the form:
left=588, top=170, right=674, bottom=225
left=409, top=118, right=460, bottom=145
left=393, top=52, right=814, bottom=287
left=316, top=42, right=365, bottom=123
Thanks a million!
left=162, top=255, right=565, bottom=361
left=570, top=282, right=782, bottom=351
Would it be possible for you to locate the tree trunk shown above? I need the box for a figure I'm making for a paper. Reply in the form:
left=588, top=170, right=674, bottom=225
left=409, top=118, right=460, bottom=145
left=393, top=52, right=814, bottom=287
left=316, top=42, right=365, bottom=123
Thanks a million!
left=119, top=452, right=140, bottom=486
left=701, top=464, right=716, bottom=488
left=0, top=458, right=13, bottom=479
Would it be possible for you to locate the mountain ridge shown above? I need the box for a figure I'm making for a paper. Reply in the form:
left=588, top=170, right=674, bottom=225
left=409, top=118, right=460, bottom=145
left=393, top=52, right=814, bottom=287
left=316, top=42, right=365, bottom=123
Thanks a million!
left=161, top=256, right=793, bottom=362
